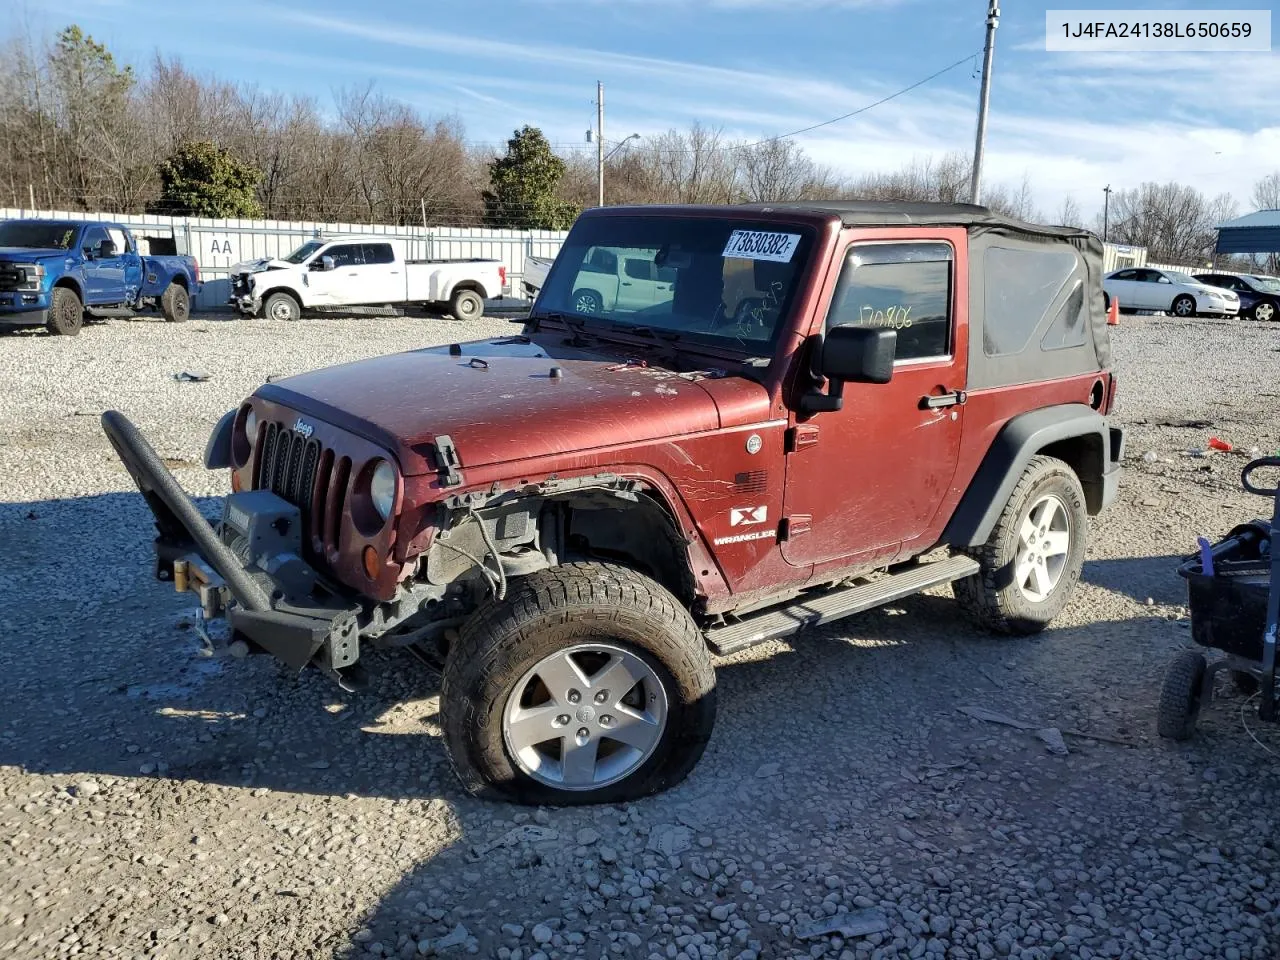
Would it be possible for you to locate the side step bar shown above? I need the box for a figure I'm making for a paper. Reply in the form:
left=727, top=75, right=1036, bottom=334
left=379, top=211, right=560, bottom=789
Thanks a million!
left=705, top=554, right=980, bottom=657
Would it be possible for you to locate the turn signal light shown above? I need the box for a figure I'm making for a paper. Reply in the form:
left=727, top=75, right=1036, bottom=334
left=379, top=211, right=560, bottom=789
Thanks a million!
left=362, top=545, right=381, bottom=581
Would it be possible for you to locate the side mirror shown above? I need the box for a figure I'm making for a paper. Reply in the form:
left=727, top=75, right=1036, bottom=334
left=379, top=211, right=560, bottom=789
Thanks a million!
left=98, top=240, right=117, bottom=258
left=819, top=325, right=896, bottom=384
left=310, top=256, right=334, bottom=272
left=800, top=326, right=896, bottom=414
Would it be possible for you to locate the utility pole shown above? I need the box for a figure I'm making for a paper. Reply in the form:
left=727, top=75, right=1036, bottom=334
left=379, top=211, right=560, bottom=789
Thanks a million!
left=969, top=0, right=1000, bottom=205
left=28, top=183, right=35, bottom=212
left=1102, top=185, right=1112, bottom=242
left=420, top=198, right=428, bottom=229
left=596, top=81, right=605, bottom=208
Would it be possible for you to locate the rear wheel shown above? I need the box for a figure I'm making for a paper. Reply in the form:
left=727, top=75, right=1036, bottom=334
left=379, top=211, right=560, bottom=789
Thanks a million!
left=573, top=289, right=603, bottom=315
left=441, top=562, right=716, bottom=805
left=1157, top=650, right=1207, bottom=740
left=954, top=456, right=1088, bottom=635
left=160, top=282, right=190, bottom=323
left=1252, top=301, right=1277, bottom=322
left=448, top=288, right=484, bottom=322
left=1171, top=294, right=1196, bottom=318
left=47, top=286, right=83, bottom=336
left=262, top=292, right=301, bottom=322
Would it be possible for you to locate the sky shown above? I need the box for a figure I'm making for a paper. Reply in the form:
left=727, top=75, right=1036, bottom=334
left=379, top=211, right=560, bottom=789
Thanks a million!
left=6, top=0, right=1278, bottom=220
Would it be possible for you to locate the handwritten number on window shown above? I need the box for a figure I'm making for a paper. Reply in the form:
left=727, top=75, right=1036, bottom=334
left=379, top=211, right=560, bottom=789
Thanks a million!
left=859, top=305, right=913, bottom=330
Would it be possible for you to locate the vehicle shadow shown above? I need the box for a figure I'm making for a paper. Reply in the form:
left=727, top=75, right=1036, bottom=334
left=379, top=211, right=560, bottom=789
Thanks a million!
left=1082, top=553, right=1187, bottom=606
left=0, top=490, right=1224, bottom=956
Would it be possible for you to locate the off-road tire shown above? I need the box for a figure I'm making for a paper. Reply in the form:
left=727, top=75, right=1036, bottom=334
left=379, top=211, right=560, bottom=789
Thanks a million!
left=1171, top=294, right=1196, bottom=318
left=47, top=286, right=84, bottom=336
left=440, top=562, right=717, bottom=806
left=1157, top=650, right=1207, bottom=740
left=262, top=291, right=301, bottom=323
left=448, top=288, right=484, bottom=322
left=160, top=282, right=190, bottom=323
left=573, top=289, right=603, bottom=315
left=953, top=455, right=1088, bottom=635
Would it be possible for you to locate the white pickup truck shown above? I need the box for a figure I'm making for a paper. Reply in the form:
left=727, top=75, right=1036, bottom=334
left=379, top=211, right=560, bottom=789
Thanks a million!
left=230, top=236, right=507, bottom=322
left=521, top=248, right=675, bottom=316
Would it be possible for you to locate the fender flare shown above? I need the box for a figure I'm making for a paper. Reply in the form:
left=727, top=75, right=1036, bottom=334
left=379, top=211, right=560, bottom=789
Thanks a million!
left=204, top=409, right=236, bottom=469
left=943, top=403, right=1117, bottom=548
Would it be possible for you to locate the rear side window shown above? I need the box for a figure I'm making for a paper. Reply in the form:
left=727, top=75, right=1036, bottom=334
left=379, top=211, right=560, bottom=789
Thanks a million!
left=362, top=243, right=395, bottom=264
left=983, top=247, right=1078, bottom=357
left=826, top=242, right=953, bottom=361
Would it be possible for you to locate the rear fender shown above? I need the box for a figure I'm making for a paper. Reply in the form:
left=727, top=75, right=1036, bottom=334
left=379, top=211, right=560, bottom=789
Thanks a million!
left=943, top=404, right=1123, bottom=547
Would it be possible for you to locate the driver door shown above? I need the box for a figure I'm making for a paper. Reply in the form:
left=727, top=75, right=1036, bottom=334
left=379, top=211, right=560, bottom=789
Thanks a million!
left=781, top=235, right=966, bottom=569
left=80, top=225, right=111, bottom=304
left=306, top=243, right=365, bottom=305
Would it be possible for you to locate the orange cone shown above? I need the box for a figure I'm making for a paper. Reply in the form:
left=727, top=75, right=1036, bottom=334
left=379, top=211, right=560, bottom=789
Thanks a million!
left=1107, top=299, right=1120, bottom=326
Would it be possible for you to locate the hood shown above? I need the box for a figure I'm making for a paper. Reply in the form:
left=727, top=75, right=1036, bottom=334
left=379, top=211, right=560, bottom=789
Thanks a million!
left=1193, top=283, right=1237, bottom=299
left=0, top=247, right=71, bottom=261
left=230, top=257, right=293, bottom=274
left=254, top=338, right=769, bottom=476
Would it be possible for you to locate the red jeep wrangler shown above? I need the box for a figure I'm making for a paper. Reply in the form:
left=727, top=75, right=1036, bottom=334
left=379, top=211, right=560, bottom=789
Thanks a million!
left=104, top=201, right=1124, bottom=805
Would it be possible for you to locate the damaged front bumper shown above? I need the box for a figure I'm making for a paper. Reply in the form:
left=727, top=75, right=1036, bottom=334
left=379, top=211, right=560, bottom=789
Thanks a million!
left=102, top=410, right=366, bottom=686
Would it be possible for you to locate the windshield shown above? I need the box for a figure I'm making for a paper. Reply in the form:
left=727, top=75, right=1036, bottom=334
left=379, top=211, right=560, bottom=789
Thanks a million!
left=1250, top=275, right=1280, bottom=293
left=534, top=216, right=816, bottom=350
left=0, top=221, right=78, bottom=250
left=283, top=240, right=325, bottom=264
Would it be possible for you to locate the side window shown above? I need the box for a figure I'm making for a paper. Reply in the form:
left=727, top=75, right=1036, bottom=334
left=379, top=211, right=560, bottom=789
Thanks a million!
left=1112, top=270, right=1137, bottom=281
left=623, top=258, right=654, bottom=281
left=582, top=247, right=619, bottom=275
left=826, top=242, right=953, bottom=361
left=362, top=243, right=395, bottom=265
left=105, top=228, right=128, bottom=255
left=82, top=226, right=108, bottom=255
left=983, top=246, right=1078, bottom=357
left=326, top=245, right=364, bottom=268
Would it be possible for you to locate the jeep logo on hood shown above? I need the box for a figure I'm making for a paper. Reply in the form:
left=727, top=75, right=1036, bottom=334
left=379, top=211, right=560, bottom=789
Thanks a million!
left=293, top=418, right=314, bottom=439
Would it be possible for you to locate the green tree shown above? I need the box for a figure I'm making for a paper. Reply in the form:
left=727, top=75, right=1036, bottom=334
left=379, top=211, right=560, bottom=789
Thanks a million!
left=49, top=25, right=138, bottom=209
left=151, top=140, right=263, bottom=217
left=483, top=126, right=577, bottom=229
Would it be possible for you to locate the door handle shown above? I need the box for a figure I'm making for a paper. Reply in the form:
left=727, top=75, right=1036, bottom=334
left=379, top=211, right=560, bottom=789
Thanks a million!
left=620, top=281, right=633, bottom=286
left=921, top=390, right=966, bottom=410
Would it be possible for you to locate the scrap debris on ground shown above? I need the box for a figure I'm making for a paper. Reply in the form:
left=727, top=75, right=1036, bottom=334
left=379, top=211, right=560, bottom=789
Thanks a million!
left=1, top=312, right=1279, bottom=959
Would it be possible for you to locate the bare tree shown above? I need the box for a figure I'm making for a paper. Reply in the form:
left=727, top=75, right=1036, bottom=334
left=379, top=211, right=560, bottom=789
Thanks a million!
left=1107, top=182, right=1237, bottom=265
left=1253, top=172, right=1280, bottom=211
left=1055, top=194, right=1084, bottom=228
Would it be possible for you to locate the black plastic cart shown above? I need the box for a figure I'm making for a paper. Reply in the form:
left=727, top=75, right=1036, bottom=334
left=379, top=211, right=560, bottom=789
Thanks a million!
left=1159, top=457, right=1280, bottom=739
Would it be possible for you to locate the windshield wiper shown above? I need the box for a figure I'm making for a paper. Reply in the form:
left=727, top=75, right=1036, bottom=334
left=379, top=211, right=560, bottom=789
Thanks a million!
left=529, top=310, right=595, bottom=345
left=610, top=322, right=682, bottom=342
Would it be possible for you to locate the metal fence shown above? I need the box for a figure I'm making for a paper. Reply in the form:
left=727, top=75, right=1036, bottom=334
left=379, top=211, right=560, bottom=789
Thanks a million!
left=0, top=207, right=569, bottom=311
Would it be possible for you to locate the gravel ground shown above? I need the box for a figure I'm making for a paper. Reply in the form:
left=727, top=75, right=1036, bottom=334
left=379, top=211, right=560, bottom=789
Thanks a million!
left=2, top=311, right=1280, bottom=960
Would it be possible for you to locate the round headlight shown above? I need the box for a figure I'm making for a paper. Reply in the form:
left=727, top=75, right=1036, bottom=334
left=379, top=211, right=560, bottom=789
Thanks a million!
left=370, top=460, right=396, bottom=520
left=243, top=408, right=258, bottom=447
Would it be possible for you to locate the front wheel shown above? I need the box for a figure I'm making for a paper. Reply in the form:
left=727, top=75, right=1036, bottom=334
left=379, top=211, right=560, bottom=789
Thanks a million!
left=47, top=286, right=84, bottom=336
left=954, top=455, right=1088, bottom=635
left=448, top=288, right=484, bottom=322
left=1171, top=294, right=1196, bottom=318
left=262, top=292, right=301, bottom=323
left=1252, top=301, right=1277, bottom=322
left=440, top=562, right=716, bottom=806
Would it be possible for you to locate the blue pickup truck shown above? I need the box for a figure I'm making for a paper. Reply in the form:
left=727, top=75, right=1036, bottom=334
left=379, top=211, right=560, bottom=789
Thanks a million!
left=0, top=219, right=201, bottom=336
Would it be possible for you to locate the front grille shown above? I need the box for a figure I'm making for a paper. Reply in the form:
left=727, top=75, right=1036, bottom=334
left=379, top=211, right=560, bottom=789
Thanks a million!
left=255, top=422, right=349, bottom=559
left=0, top=265, right=27, bottom=292
left=232, top=273, right=251, bottom=296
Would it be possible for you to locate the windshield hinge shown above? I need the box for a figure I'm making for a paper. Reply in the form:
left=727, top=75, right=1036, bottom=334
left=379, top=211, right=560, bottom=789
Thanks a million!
left=432, top=434, right=464, bottom=488
left=784, top=425, right=820, bottom=453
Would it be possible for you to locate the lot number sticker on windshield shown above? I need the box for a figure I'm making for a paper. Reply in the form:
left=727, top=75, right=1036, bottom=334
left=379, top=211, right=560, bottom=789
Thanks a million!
left=723, top=230, right=801, bottom=263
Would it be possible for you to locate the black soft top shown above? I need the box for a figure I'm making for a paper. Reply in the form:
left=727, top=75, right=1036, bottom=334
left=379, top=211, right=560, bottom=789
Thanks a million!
left=737, top=200, right=1093, bottom=241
